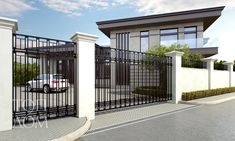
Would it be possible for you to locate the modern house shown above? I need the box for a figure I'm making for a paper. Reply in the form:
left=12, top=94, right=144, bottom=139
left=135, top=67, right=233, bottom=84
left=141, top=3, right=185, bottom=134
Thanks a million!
left=97, top=6, right=225, bottom=57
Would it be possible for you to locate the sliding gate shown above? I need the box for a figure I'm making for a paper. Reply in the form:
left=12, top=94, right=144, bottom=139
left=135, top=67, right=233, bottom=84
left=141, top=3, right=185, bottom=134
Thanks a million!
left=95, top=47, right=172, bottom=112
left=13, top=34, right=77, bottom=124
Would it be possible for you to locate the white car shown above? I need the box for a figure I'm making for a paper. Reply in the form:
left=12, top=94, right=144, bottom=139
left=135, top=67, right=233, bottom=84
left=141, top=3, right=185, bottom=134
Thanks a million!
left=26, top=74, right=70, bottom=93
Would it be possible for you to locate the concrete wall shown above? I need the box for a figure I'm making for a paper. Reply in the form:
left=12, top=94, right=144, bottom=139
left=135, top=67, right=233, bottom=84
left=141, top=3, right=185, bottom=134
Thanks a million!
left=181, top=66, right=233, bottom=93
left=212, top=70, right=230, bottom=89
left=181, top=68, right=208, bottom=92
left=110, top=21, right=204, bottom=51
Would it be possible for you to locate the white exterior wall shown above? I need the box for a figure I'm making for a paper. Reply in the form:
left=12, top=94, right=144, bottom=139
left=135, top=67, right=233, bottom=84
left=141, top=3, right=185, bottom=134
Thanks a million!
left=181, top=68, right=208, bottom=92
left=211, top=70, right=230, bottom=89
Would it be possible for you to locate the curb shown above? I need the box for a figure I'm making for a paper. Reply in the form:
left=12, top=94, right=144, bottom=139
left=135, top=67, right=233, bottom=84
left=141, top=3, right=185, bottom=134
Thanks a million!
left=179, top=95, right=235, bottom=105
left=49, top=117, right=91, bottom=141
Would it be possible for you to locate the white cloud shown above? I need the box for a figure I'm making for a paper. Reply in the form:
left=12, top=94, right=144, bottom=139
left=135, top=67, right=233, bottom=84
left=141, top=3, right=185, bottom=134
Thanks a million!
left=112, top=0, right=235, bottom=15
left=0, top=0, right=35, bottom=16
left=1, top=0, right=234, bottom=17
left=40, top=0, right=109, bottom=16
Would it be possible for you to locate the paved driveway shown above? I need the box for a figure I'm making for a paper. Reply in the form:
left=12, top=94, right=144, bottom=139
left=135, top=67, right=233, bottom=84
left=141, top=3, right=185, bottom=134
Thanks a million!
left=80, top=100, right=235, bottom=141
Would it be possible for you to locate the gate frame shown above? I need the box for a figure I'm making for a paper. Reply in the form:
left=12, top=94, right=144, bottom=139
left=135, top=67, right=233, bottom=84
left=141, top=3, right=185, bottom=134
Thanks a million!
left=12, top=33, right=77, bottom=125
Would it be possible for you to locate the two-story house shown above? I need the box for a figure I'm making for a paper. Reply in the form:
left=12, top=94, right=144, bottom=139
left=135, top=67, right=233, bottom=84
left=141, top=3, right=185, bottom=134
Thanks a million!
left=97, top=6, right=225, bottom=57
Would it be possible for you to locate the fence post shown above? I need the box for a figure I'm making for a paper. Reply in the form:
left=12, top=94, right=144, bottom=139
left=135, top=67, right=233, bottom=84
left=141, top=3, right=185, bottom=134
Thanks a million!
left=223, top=62, right=234, bottom=87
left=165, top=51, right=184, bottom=104
left=71, top=32, right=98, bottom=120
left=201, top=58, right=216, bottom=89
left=0, top=17, right=18, bottom=131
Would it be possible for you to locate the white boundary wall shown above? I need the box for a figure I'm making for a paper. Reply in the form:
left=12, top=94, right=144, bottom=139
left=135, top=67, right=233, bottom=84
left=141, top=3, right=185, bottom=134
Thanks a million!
left=181, top=68, right=208, bottom=92
left=166, top=51, right=235, bottom=104
left=211, top=70, right=230, bottom=89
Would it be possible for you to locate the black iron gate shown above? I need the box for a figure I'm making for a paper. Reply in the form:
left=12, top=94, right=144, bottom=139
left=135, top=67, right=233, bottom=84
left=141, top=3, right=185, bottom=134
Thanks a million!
left=13, top=33, right=77, bottom=124
left=95, top=47, right=172, bottom=112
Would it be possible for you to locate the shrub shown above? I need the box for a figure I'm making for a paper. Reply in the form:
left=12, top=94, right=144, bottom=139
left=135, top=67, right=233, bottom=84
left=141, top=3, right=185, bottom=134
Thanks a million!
left=14, top=62, right=39, bottom=86
left=182, top=87, right=235, bottom=101
left=133, top=86, right=167, bottom=98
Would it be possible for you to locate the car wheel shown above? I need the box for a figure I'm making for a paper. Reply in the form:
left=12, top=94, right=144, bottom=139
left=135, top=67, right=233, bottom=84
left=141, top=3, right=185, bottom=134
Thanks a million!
left=43, top=85, right=50, bottom=94
left=26, top=84, right=32, bottom=92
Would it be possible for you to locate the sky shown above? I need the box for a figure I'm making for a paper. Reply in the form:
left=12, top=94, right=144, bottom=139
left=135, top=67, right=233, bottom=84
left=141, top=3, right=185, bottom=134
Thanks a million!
left=0, top=0, right=235, bottom=61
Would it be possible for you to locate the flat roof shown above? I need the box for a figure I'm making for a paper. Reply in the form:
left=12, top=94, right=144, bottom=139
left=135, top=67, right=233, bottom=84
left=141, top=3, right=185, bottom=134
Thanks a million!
left=97, top=6, right=225, bottom=37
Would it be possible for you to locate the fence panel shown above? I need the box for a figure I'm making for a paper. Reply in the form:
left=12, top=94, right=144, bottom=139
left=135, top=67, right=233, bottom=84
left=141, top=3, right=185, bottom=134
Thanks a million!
left=95, top=47, right=172, bottom=112
left=12, top=33, right=77, bottom=124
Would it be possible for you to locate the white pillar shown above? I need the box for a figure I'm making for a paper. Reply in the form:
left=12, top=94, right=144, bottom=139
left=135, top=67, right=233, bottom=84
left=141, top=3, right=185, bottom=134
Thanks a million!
left=71, top=32, right=98, bottom=120
left=223, top=62, right=234, bottom=87
left=165, top=51, right=184, bottom=104
left=0, top=17, right=18, bottom=131
left=201, top=58, right=216, bottom=89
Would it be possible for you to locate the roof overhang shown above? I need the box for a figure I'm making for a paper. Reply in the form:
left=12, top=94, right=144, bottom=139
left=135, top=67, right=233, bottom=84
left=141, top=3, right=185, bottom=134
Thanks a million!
left=189, top=47, right=218, bottom=57
left=97, top=6, right=225, bottom=37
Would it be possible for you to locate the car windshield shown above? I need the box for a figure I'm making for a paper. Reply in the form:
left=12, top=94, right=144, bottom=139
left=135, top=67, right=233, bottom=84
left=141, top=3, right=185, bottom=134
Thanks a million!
left=53, top=75, right=65, bottom=79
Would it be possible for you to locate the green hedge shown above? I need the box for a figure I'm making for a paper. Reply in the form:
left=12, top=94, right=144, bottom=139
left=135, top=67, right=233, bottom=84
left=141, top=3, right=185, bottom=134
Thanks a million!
left=133, top=86, right=167, bottom=98
left=182, top=87, right=235, bottom=101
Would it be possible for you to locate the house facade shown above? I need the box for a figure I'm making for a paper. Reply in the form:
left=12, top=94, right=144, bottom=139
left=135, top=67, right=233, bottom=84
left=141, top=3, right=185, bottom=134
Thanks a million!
left=97, top=6, right=225, bottom=57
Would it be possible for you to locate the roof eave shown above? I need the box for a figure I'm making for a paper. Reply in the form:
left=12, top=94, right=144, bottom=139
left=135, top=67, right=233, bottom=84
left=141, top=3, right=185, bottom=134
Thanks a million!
left=97, top=6, right=225, bottom=38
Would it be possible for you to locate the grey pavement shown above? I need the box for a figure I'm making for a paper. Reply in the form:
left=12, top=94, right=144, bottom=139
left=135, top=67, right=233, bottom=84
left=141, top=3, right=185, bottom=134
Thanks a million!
left=90, top=102, right=195, bottom=132
left=0, top=117, right=85, bottom=141
left=80, top=100, right=235, bottom=141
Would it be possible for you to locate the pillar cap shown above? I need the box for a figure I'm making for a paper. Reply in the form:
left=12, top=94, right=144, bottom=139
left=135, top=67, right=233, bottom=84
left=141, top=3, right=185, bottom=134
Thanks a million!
left=71, top=32, right=98, bottom=43
left=223, top=61, right=234, bottom=65
left=201, top=58, right=217, bottom=62
left=165, top=51, right=184, bottom=57
left=0, top=16, right=18, bottom=32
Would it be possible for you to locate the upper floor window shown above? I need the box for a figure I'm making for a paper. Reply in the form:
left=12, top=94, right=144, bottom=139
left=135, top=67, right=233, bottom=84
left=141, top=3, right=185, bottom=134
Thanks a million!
left=140, top=31, right=149, bottom=52
left=116, top=32, right=130, bottom=50
left=160, top=28, right=178, bottom=46
left=184, top=26, right=197, bottom=48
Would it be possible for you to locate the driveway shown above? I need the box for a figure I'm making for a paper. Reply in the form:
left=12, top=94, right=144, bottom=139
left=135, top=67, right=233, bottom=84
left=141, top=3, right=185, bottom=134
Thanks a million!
left=79, top=100, right=235, bottom=141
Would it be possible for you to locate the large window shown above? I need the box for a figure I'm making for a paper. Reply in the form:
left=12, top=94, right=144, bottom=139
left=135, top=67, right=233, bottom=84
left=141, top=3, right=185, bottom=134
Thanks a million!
left=184, top=26, right=197, bottom=48
left=140, top=31, right=149, bottom=52
left=160, top=28, right=178, bottom=46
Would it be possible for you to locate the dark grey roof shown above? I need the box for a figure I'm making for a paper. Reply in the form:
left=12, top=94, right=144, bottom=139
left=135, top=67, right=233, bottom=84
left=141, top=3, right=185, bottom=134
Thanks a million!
left=97, top=6, right=225, bottom=37
left=189, top=47, right=218, bottom=57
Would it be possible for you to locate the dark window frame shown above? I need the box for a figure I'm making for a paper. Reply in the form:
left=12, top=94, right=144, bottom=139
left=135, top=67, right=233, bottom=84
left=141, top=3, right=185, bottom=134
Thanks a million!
left=140, top=30, right=149, bottom=52
left=160, top=28, right=178, bottom=45
left=184, top=26, right=197, bottom=35
left=184, top=26, right=197, bottom=48
left=160, top=28, right=178, bottom=37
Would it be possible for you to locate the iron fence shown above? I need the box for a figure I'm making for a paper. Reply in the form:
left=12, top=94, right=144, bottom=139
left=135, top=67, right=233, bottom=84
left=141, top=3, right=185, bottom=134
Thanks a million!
left=13, top=33, right=77, bottom=124
left=95, top=47, right=172, bottom=112
left=182, top=58, right=206, bottom=69
left=214, top=61, right=227, bottom=70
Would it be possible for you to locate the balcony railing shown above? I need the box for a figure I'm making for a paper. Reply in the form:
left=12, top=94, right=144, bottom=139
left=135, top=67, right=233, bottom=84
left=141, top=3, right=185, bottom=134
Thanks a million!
left=160, top=38, right=218, bottom=48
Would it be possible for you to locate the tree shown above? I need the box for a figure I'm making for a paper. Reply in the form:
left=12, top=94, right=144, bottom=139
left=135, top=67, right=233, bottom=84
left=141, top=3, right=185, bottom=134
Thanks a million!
left=146, top=44, right=203, bottom=60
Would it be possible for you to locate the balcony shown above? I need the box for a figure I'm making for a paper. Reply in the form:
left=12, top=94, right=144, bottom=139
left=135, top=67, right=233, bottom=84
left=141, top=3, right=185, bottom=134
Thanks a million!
left=160, top=38, right=218, bottom=57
